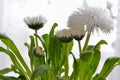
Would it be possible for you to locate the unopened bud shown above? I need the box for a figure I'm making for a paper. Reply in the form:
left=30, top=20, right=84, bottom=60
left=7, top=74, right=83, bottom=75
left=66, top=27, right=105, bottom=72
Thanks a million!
left=34, top=46, right=44, bottom=57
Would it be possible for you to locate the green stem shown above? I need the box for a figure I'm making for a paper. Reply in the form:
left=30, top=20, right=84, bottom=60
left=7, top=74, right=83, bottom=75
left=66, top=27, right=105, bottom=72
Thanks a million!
left=64, top=43, right=69, bottom=80
left=83, top=33, right=91, bottom=52
left=78, top=40, right=82, bottom=55
left=35, top=30, right=38, bottom=47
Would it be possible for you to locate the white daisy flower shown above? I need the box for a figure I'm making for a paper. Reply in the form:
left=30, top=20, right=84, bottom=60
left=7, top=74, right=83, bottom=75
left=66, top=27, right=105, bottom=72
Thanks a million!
left=56, top=29, right=73, bottom=43
left=68, top=6, right=113, bottom=34
left=24, top=15, right=47, bottom=30
left=70, top=27, right=85, bottom=40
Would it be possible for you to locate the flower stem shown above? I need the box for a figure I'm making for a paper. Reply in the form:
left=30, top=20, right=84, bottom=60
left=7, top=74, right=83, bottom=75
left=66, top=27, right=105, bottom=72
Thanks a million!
left=35, top=30, right=38, bottom=47
left=78, top=40, right=82, bottom=55
left=83, top=32, right=91, bottom=52
left=64, top=43, right=69, bottom=80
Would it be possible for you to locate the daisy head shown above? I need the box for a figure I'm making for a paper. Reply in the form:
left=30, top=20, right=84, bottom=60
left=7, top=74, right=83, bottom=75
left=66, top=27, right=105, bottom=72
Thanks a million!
left=56, top=29, right=73, bottom=43
left=24, top=15, right=47, bottom=30
left=70, top=27, right=85, bottom=41
left=68, top=6, right=114, bottom=34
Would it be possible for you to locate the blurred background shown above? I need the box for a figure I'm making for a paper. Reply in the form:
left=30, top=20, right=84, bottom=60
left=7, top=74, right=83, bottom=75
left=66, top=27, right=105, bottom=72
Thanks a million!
left=0, top=0, right=119, bottom=80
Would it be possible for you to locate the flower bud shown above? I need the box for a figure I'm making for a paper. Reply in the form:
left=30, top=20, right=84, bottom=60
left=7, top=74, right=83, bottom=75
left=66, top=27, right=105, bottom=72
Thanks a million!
left=70, top=27, right=85, bottom=41
left=33, top=46, right=44, bottom=57
left=56, top=29, right=73, bottom=43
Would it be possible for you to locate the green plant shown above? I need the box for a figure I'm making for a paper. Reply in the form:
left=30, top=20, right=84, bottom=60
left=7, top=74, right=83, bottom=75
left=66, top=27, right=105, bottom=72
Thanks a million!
left=0, top=6, right=120, bottom=80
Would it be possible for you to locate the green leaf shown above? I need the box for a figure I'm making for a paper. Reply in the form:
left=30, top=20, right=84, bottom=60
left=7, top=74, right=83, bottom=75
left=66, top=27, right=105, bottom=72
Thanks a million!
left=31, top=65, right=50, bottom=80
left=67, top=41, right=74, bottom=54
left=18, top=75, right=27, bottom=80
left=79, top=50, right=101, bottom=80
left=70, top=53, right=79, bottom=80
left=28, top=35, right=35, bottom=71
left=0, top=75, right=18, bottom=80
left=98, top=57, right=120, bottom=78
left=42, top=34, right=49, bottom=53
left=42, top=34, right=49, bottom=46
left=0, top=68, right=12, bottom=75
left=49, top=36, right=62, bottom=68
left=0, top=47, right=29, bottom=79
left=24, top=42, right=30, bottom=49
left=33, top=56, right=45, bottom=68
left=61, top=41, right=73, bottom=67
left=49, top=23, right=58, bottom=39
left=0, top=33, right=9, bottom=39
left=0, top=34, right=31, bottom=76
left=79, top=51, right=93, bottom=80
left=86, top=50, right=101, bottom=80
left=80, top=51, right=93, bottom=62
left=92, top=40, right=107, bottom=51
left=11, top=65, right=20, bottom=74
left=87, top=45, right=94, bottom=51
left=93, top=74, right=106, bottom=80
